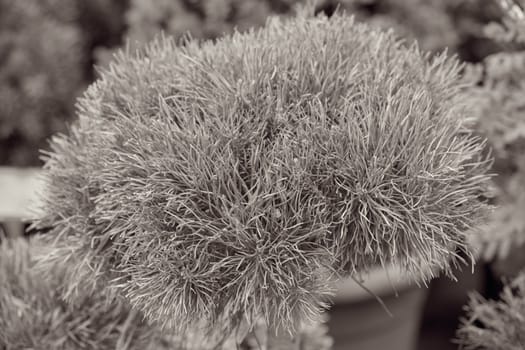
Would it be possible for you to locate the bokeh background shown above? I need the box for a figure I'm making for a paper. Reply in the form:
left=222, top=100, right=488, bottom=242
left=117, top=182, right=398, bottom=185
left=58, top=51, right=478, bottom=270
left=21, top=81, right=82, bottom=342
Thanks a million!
left=0, top=0, right=508, bottom=166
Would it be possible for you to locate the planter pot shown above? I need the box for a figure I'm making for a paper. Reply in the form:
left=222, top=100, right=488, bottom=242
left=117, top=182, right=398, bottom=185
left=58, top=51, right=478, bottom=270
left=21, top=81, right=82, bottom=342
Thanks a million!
left=328, top=266, right=429, bottom=350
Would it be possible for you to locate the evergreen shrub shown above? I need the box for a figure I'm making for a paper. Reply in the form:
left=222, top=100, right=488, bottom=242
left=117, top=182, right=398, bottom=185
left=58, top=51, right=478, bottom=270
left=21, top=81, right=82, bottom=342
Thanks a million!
left=0, top=237, right=165, bottom=350
left=36, top=10, right=491, bottom=344
left=0, top=236, right=332, bottom=349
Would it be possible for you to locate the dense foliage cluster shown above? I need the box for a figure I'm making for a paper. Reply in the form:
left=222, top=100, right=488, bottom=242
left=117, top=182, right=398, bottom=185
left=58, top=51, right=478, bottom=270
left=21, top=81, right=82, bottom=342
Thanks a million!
left=35, top=10, right=490, bottom=342
left=457, top=272, right=525, bottom=350
left=0, top=237, right=164, bottom=350
left=457, top=3, right=525, bottom=348
left=0, top=236, right=332, bottom=350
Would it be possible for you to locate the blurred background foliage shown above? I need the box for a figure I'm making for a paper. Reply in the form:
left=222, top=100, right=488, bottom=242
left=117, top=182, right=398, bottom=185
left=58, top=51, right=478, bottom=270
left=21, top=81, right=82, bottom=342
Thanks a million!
left=0, top=0, right=516, bottom=167
left=0, top=0, right=127, bottom=166
left=1, top=1, right=525, bottom=348
left=0, top=0, right=84, bottom=166
left=466, top=0, right=525, bottom=278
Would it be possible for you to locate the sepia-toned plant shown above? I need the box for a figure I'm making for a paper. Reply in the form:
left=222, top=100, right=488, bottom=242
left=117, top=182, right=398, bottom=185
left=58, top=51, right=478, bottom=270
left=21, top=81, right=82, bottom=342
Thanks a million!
left=35, top=9, right=491, bottom=346
left=0, top=237, right=164, bottom=350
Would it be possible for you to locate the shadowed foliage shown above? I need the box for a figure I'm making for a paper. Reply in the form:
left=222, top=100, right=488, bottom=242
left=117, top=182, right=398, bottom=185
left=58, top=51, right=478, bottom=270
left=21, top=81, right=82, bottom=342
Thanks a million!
left=457, top=272, right=525, bottom=349
left=0, top=235, right=332, bottom=349
left=466, top=0, right=525, bottom=261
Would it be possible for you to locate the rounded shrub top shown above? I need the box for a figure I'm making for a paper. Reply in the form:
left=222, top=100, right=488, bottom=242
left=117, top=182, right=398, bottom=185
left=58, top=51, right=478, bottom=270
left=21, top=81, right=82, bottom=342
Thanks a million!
left=38, top=11, right=491, bottom=339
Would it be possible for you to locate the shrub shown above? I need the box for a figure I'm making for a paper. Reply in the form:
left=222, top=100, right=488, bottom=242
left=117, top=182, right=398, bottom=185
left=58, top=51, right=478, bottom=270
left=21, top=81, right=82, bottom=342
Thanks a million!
left=1, top=236, right=332, bottom=349
left=457, top=272, right=525, bottom=349
left=0, top=237, right=165, bottom=350
left=35, top=10, right=491, bottom=343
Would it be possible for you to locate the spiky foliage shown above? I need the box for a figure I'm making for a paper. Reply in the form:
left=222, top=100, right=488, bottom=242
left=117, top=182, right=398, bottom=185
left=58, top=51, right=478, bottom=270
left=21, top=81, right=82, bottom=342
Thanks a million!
left=457, top=272, right=525, bottom=349
left=0, top=236, right=332, bottom=350
left=36, top=11, right=490, bottom=341
left=0, top=237, right=165, bottom=350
